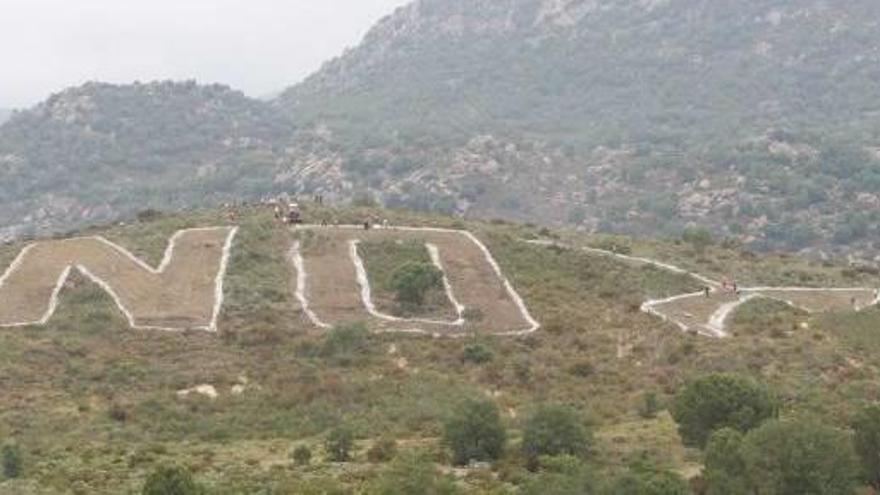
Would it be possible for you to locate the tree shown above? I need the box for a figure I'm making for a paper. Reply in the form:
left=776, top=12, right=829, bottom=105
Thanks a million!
left=604, top=464, right=690, bottom=495
left=291, top=445, right=312, bottom=466
left=443, top=398, right=507, bottom=465
left=671, top=373, right=777, bottom=447
left=368, top=454, right=460, bottom=495
left=519, top=455, right=596, bottom=495
left=1, top=443, right=22, bottom=479
left=390, top=262, right=443, bottom=306
left=522, top=405, right=591, bottom=468
left=852, top=405, right=880, bottom=488
left=325, top=425, right=355, bottom=462
left=740, top=419, right=858, bottom=495
left=142, top=465, right=203, bottom=495
left=703, top=428, right=749, bottom=495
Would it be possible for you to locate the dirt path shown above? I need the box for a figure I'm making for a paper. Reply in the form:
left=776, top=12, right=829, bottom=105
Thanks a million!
left=291, top=225, right=539, bottom=336
left=527, top=239, right=878, bottom=338
left=0, top=227, right=237, bottom=331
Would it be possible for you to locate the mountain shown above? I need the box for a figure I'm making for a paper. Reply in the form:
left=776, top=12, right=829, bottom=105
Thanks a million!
left=0, top=81, right=294, bottom=241
left=3, top=0, right=880, bottom=258
left=0, top=108, right=11, bottom=124
left=276, top=0, right=880, bottom=257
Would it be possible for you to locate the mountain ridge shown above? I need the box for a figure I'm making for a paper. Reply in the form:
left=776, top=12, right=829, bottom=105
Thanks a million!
left=2, top=0, right=880, bottom=259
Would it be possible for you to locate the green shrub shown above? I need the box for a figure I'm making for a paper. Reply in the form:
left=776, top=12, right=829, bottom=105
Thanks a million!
left=520, top=455, right=595, bottom=495
left=638, top=391, right=660, bottom=419
left=1, top=443, right=22, bottom=479
left=443, top=398, right=507, bottom=466
left=367, top=437, right=398, bottom=463
left=604, top=463, right=690, bottom=495
left=320, top=323, right=371, bottom=365
left=291, top=445, right=312, bottom=466
left=325, top=425, right=355, bottom=462
left=461, top=344, right=493, bottom=364
left=522, top=405, right=591, bottom=468
left=853, top=405, right=880, bottom=488
left=141, top=465, right=203, bottom=495
left=671, top=373, right=777, bottom=447
left=390, top=262, right=443, bottom=306
left=369, top=453, right=460, bottom=495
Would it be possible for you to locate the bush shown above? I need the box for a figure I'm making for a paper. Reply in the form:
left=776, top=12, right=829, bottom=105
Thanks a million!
left=461, top=343, right=493, bottom=364
left=638, top=391, right=660, bottom=419
left=671, top=373, right=777, bottom=447
left=325, top=425, right=355, bottom=462
left=852, top=405, right=880, bottom=488
left=520, top=455, right=596, bottom=495
left=369, top=453, right=460, bottom=495
left=390, top=262, right=443, bottom=306
left=1, top=443, right=22, bottom=479
left=741, top=419, right=858, bottom=495
left=141, top=465, right=203, bottom=495
left=291, top=445, right=312, bottom=466
left=604, top=463, right=690, bottom=495
left=320, top=323, right=371, bottom=365
left=522, top=405, right=591, bottom=468
left=444, top=398, right=507, bottom=466
left=703, top=428, right=749, bottom=495
left=367, top=437, right=398, bottom=463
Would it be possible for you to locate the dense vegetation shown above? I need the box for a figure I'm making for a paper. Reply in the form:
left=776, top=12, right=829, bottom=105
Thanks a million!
left=0, top=203, right=879, bottom=493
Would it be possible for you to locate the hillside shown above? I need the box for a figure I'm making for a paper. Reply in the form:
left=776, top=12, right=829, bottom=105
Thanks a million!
left=0, top=109, right=11, bottom=125
left=1, top=204, right=880, bottom=492
left=277, top=0, right=880, bottom=257
left=0, top=81, right=294, bottom=241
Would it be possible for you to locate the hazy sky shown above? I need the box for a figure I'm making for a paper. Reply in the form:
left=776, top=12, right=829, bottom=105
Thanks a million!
left=0, top=0, right=411, bottom=108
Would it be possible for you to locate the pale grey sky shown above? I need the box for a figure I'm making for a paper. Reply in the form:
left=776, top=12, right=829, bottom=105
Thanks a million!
left=0, top=0, right=411, bottom=108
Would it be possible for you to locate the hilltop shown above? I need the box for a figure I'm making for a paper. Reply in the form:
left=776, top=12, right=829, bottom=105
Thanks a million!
left=1, top=204, right=879, bottom=492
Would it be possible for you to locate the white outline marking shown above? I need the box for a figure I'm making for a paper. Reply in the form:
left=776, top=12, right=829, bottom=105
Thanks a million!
left=292, top=225, right=540, bottom=335
left=0, top=227, right=238, bottom=332
left=289, top=241, right=331, bottom=329
left=525, top=238, right=879, bottom=338
left=349, top=240, right=465, bottom=326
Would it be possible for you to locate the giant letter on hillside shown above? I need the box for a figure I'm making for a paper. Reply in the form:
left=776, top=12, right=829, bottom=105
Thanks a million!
left=0, top=227, right=237, bottom=331
left=291, top=226, right=539, bottom=336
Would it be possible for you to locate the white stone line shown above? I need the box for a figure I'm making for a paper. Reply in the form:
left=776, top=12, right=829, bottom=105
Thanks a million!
left=525, top=239, right=720, bottom=287
left=706, top=294, right=759, bottom=336
left=289, top=241, right=331, bottom=329
left=0, top=227, right=237, bottom=332
left=293, top=225, right=540, bottom=335
left=210, top=227, right=239, bottom=332
left=426, top=243, right=467, bottom=323
left=349, top=240, right=465, bottom=326
left=525, top=238, right=880, bottom=337
left=640, top=292, right=704, bottom=334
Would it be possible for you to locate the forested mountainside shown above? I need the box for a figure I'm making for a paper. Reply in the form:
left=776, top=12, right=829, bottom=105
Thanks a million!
left=278, top=0, right=880, bottom=258
left=3, top=0, right=880, bottom=259
left=0, top=81, right=294, bottom=241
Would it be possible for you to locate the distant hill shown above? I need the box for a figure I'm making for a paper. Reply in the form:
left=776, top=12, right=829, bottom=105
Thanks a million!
left=3, top=1, right=880, bottom=258
left=0, top=81, right=294, bottom=240
left=0, top=108, right=11, bottom=124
